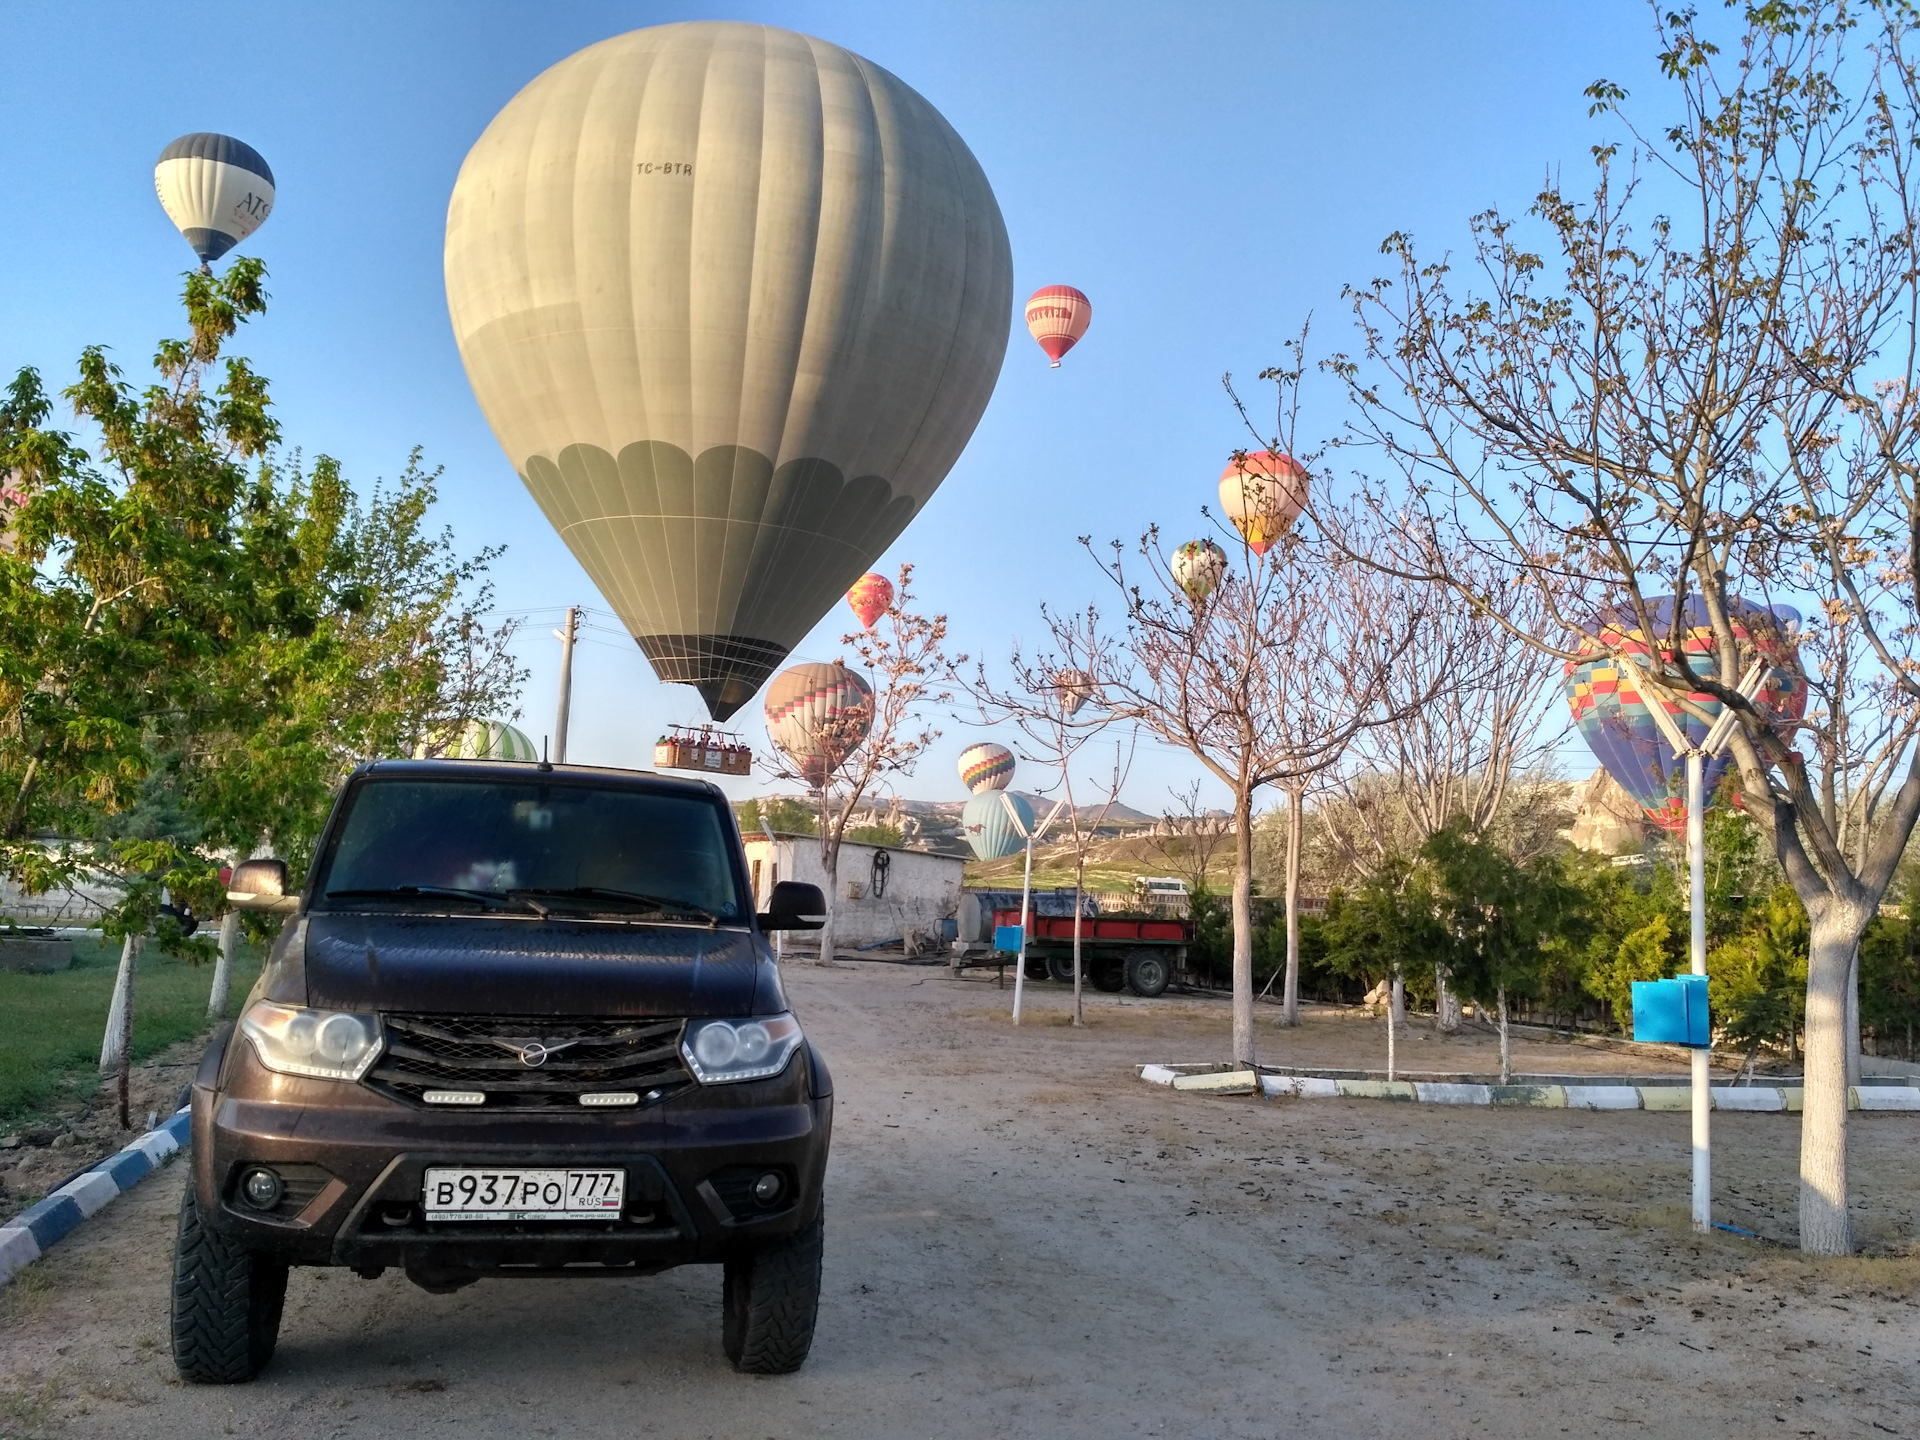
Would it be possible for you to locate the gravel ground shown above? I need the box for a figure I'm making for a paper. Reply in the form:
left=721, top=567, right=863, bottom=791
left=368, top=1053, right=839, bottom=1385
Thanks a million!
left=1, top=964, right=1916, bottom=1439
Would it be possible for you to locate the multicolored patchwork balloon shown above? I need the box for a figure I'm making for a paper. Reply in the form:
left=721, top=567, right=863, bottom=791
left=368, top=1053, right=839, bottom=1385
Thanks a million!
left=1172, top=538, right=1228, bottom=602
left=765, top=661, right=874, bottom=787
left=846, top=573, right=894, bottom=630
left=1564, top=597, right=1805, bottom=831
left=958, top=741, right=1015, bottom=794
left=1024, top=285, right=1091, bottom=368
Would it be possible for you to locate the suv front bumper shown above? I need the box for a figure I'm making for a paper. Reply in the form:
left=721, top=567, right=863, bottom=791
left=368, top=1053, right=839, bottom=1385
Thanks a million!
left=191, top=1035, right=832, bottom=1282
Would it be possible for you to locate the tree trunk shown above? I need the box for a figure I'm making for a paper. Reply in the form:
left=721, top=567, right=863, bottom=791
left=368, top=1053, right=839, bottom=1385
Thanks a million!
left=99, top=933, right=143, bottom=1071
left=1497, top=985, right=1511, bottom=1085
left=1801, top=906, right=1866, bottom=1255
left=1434, top=966, right=1460, bottom=1034
left=816, top=843, right=839, bottom=966
left=1390, top=971, right=1405, bottom=1031
left=117, top=951, right=136, bottom=1129
left=1231, top=786, right=1256, bottom=1067
left=1282, top=785, right=1304, bottom=1026
left=1072, top=858, right=1086, bottom=1028
left=209, top=911, right=238, bottom=1018
left=1845, top=943, right=1862, bottom=1089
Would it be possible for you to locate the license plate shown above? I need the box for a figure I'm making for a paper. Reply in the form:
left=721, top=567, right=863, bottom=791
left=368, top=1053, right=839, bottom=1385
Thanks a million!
left=422, top=1167, right=624, bottom=1221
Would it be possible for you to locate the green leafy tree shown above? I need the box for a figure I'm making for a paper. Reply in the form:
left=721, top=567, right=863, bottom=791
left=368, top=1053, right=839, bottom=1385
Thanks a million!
left=1590, top=915, right=1676, bottom=1039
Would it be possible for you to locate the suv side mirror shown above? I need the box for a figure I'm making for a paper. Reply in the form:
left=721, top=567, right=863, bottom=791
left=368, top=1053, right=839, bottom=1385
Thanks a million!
left=759, top=881, right=825, bottom=931
left=228, top=858, right=299, bottom=915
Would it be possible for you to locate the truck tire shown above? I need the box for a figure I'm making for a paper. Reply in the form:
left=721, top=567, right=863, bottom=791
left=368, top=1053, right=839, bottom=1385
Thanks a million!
left=1091, top=962, right=1126, bottom=993
left=1046, top=953, right=1077, bottom=985
left=722, top=1208, right=824, bottom=1374
left=170, top=1185, right=288, bottom=1384
left=1024, top=958, right=1049, bottom=981
left=1126, top=949, right=1172, bottom=998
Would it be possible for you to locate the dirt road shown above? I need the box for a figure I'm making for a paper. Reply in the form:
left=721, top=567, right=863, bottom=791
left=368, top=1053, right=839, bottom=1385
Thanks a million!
left=3, top=965, right=1916, bottom=1439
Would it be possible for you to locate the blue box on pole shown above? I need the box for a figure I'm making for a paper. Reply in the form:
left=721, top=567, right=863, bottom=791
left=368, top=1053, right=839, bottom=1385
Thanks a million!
left=1631, top=974, right=1710, bottom=1047
left=993, top=924, right=1024, bottom=954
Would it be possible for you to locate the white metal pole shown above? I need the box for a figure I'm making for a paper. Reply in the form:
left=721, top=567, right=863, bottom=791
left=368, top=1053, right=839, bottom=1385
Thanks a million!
left=1013, top=832, right=1034, bottom=1026
left=1686, top=748, right=1711, bottom=1233
left=552, top=607, right=579, bottom=764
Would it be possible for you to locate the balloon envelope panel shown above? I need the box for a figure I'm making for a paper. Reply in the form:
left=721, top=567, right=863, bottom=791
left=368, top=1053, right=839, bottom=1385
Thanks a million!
left=958, top=742, right=1015, bottom=793
left=444, top=22, right=1013, bottom=720
left=963, top=791, right=1032, bottom=860
left=1564, top=597, right=1805, bottom=830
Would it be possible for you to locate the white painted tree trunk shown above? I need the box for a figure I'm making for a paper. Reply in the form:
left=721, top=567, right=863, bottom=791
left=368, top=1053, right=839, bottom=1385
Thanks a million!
left=99, top=934, right=144, bottom=1071
left=1230, top=787, right=1256, bottom=1067
left=1801, top=908, right=1864, bottom=1254
left=1071, top=863, right=1086, bottom=1028
left=815, top=845, right=840, bottom=966
left=1390, top=972, right=1405, bottom=1030
left=1497, top=985, right=1511, bottom=1085
left=209, top=912, right=239, bottom=1019
left=1845, top=944, right=1862, bottom=1089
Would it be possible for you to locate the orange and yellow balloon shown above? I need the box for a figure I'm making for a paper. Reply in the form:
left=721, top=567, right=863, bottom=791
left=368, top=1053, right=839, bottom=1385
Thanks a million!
left=846, top=572, right=894, bottom=630
left=1218, top=451, right=1307, bottom=555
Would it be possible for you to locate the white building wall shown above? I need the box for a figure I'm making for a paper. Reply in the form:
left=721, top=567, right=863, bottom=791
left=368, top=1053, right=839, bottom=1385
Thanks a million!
left=741, top=834, right=964, bottom=950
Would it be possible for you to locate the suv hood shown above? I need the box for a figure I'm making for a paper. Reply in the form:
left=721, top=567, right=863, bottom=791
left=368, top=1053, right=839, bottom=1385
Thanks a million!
left=300, top=912, right=772, bottom=1017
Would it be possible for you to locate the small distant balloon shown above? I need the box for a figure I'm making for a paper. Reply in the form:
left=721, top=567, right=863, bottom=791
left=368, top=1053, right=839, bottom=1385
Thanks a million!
left=1053, top=668, right=1096, bottom=717
left=1172, top=538, right=1228, bottom=603
left=846, top=573, right=894, bottom=630
left=958, top=741, right=1015, bottom=794
left=154, top=134, right=275, bottom=268
left=765, top=661, right=874, bottom=788
left=1024, top=285, right=1091, bottom=368
left=1218, top=451, right=1307, bottom=555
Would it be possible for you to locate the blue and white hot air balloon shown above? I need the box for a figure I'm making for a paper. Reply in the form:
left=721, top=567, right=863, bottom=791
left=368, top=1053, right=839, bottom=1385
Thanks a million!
left=961, top=791, right=1033, bottom=862
left=154, top=134, right=275, bottom=268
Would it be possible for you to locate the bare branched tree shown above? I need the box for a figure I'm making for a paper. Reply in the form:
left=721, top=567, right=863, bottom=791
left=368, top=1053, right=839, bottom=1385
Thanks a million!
left=1326, top=3, right=1920, bottom=1252
left=962, top=605, right=1134, bottom=1026
left=1085, top=505, right=1427, bottom=1065
left=762, top=565, right=953, bottom=965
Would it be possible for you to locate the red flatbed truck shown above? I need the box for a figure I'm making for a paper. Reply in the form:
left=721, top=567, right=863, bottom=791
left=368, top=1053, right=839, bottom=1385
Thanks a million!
left=989, top=906, right=1186, bottom=997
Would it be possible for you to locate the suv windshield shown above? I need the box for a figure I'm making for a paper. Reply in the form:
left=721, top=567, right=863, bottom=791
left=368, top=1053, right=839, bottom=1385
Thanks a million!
left=312, top=777, right=745, bottom=923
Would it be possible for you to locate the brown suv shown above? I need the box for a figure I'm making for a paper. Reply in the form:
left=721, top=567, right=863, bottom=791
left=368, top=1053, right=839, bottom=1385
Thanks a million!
left=171, top=759, right=831, bottom=1382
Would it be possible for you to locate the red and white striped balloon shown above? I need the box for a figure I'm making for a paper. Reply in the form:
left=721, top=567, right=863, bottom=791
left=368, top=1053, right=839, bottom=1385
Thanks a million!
left=1024, top=285, right=1091, bottom=368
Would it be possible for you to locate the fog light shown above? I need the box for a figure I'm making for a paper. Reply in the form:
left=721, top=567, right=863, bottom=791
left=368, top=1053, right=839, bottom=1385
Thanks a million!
left=240, top=1166, right=283, bottom=1211
left=578, top=1091, right=640, bottom=1107
left=751, top=1171, right=784, bottom=1206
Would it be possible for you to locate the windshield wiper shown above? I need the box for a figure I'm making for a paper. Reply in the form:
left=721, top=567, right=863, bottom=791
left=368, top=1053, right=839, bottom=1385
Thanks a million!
left=324, top=886, right=541, bottom=914
left=507, top=886, right=720, bottom=925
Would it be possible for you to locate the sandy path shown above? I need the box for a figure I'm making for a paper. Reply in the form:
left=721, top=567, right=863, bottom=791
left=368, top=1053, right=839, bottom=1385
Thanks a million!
left=1, top=963, right=1915, bottom=1439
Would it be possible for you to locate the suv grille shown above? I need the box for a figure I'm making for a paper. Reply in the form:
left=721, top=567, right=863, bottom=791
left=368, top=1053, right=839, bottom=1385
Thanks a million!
left=367, top=1014, right=693, bottom=1109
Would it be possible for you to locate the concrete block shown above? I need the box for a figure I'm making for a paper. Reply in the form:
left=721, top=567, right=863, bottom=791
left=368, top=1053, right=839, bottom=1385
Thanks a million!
left=1853, top=1086, right=1920, bottom=1111
left=0, top=1227, right=41, bottom=1287
left=1639, top=1086, right=1694, bottom=1112
left=1564, top=1085, right=1642, bottom=1110
left=1712, top=1087, right=1785, bottom=1112
left=1335, top=1079, right=1417, bottom=1101
left=1781, top=1087, right=1804, bottom=1112
left=1172, top=1069, right=1257, bottom=1095
left=1414, top=1083, right=1491, bottom=1106
left=58, top=1171, right=121, bottom=1219
left=1489, top=1084, right=1566, bottom=1107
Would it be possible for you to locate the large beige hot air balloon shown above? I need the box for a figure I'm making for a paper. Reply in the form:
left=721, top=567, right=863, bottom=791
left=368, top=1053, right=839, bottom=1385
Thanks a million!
left=444, top=22, right=1014, bottom=719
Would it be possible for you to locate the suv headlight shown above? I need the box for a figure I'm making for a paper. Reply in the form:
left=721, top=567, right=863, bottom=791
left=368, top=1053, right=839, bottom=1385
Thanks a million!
left=681, top=1014, right=803, bottom=1084
left=241, top=1001, right=383, bottom=1081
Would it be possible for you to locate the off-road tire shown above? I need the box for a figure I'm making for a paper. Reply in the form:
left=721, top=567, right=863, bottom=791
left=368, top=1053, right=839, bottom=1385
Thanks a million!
left=722, top=1208, right=823, bottom=1374
left=1046, top=953, right=1077, bottom=985
left=171, top=1183, right=288, bottom=1383
left=1090, top=963, right=1126, bottom=993
left=1126, top=948, right=1171, bottom=998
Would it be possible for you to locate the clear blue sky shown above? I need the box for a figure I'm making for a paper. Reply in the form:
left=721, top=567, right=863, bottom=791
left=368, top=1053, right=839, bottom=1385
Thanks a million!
left=2, top=1, right=1656, bottom=812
